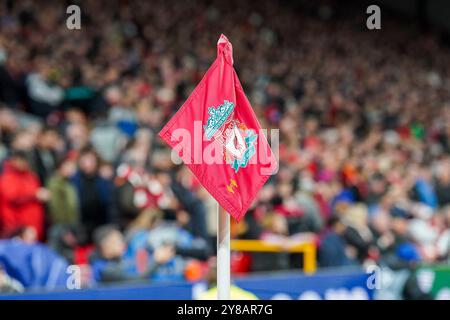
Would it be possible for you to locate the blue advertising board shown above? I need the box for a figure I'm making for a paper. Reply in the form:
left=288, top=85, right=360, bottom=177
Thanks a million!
left=1, top=269, right=373, bottom=300
left=234, top=269, right=373, bottom=300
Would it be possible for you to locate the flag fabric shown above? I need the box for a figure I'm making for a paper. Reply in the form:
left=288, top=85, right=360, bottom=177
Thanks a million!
left=158, top=34, right=277, bottom=221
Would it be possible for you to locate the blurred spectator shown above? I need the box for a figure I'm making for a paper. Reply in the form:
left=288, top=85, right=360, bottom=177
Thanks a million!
left=319, top=215, right=357, bottom=268
left=90, top=224, right=175, bottom=283
left=25, top=64, right=64, bottom=118
left=30, top=126, right=62, bottom=184
left=71, top=147, right=112, bottom=240
left=46, top=156, right=80, bottom=262
left=114, top=163, right=163, bottom=229
left=341, top=204, right=375, bottom=263
left=126, top=208, right=211, bottom=264
left=0, top=238, right=69, bottom=290
left=170, top=166, right=208, bottom=240
left=435, top=162, right=450, bottom=206
left=0, top=150, right=49, bottom=240
left=46, top=156, right=79, bottom=226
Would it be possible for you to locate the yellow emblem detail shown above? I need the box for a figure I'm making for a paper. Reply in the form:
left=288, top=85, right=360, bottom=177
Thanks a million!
left=226, top=179, right=238, bottom=194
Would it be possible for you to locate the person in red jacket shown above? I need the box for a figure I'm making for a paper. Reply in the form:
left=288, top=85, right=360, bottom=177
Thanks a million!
left=0, top=150, right=50, bottom=240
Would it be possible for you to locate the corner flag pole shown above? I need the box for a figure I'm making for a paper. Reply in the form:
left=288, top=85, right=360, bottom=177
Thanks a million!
left=217, top=201, right=230, bottom=300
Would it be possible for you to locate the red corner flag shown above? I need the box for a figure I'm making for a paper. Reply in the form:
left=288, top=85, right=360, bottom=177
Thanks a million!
left=159, top=34, right=277, bottom=221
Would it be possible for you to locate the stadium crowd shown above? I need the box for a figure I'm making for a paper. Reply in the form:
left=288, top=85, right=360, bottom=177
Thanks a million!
left=0, top=0, right=449, bottom=295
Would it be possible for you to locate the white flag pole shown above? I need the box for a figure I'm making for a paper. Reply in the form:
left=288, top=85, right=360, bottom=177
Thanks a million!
left=216, top=201, right=230, bottom=300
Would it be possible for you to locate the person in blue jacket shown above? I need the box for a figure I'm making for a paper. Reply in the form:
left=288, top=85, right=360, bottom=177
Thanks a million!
left=71, top=146, right=113, bottom=242
left=0, top=238, right=69, bottom=290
